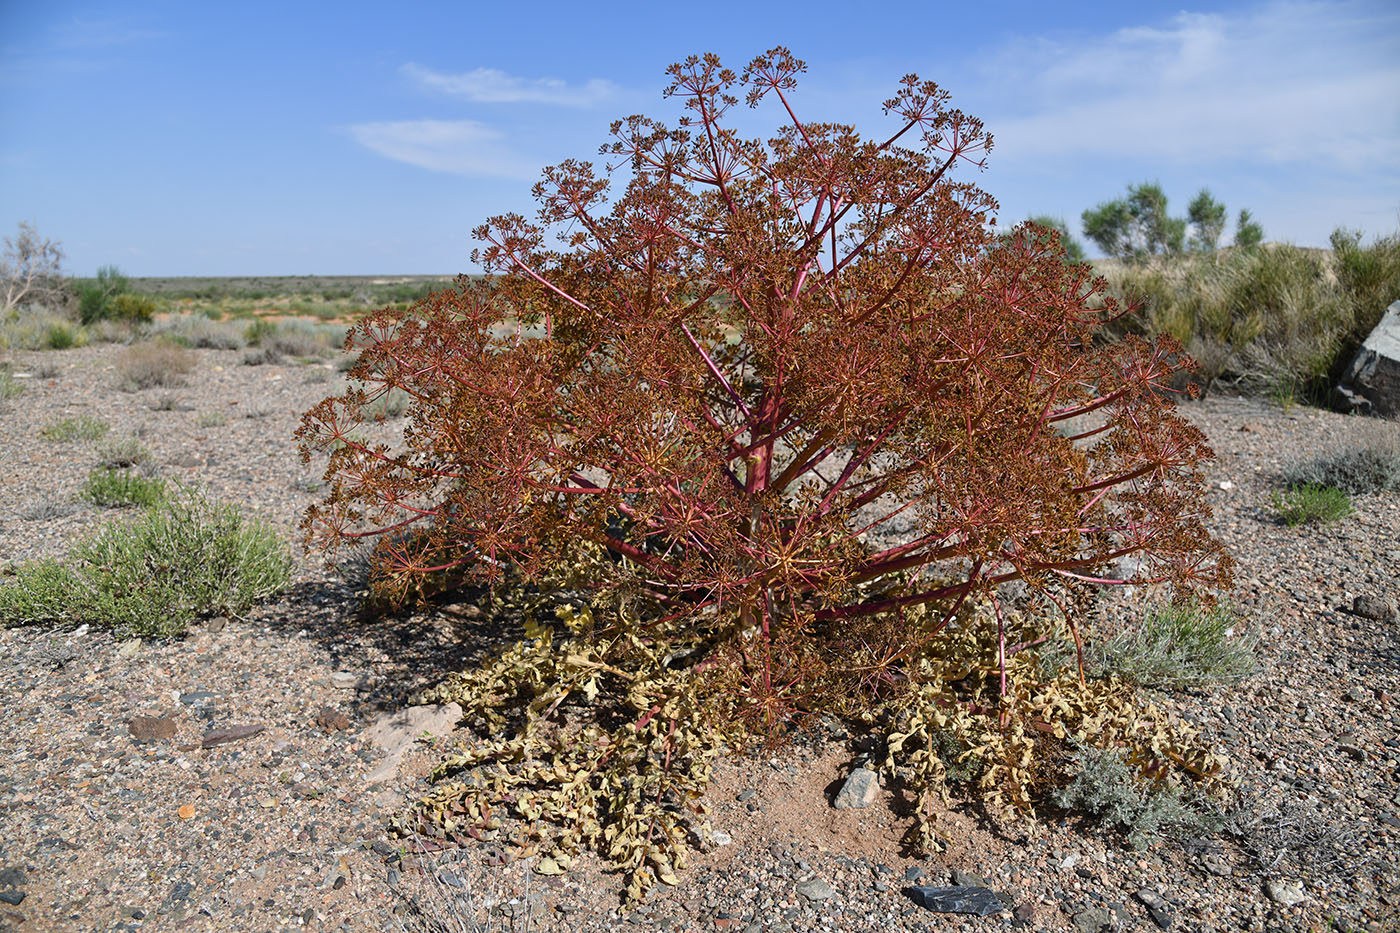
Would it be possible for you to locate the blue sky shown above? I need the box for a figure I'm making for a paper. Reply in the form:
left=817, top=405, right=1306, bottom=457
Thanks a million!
left=2, top=0, right=1397, bottom=276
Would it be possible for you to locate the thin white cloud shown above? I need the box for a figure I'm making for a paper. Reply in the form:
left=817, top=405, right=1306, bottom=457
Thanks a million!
left=402, top=63, right=617, bottom=107
left=348, top=119, right=537, bottom=179
left=52, top=17, right=166, bottom=49
left=980, top=1, right=1400, bottom=173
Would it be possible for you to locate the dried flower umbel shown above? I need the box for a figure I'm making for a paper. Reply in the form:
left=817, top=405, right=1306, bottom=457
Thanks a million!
left=299, top=49, right=1233, bottom=899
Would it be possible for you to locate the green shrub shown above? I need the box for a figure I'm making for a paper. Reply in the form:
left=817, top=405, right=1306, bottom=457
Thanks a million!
left=0, top=307, right=89, bottom=351
left=244, top=318, right=277, bottom=345
left=195, top=411, right=228, bottom=428
left=1075, top=602, right=1257, bottom=689
left=109, top=292, right=157, bottom=323
left=42, top=415, right=109, bottom=442
left=1281, top=422, right=1400, bottom=494
left=0, top=370, right=22, bottom=400
left=82, top=468, right=166, bottom=508
left=1272, top=483, right=1353, bottom=526
left=1055, top=743, right=1224, bottom=849
left=0, top=485, right=290, bottom=637
left=76, top=265, right=132, bottom=324
left=44, top=321, right=81, bottom=349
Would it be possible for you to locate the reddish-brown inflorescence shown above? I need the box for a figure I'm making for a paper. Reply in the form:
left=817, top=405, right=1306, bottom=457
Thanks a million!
left=298, top=48, right=1231, bottom=726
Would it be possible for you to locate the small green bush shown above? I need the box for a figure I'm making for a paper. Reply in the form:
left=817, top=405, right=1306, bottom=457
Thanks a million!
left=76, top=265, right=132, bottom=324
left=1055, top=743, right=1224, bottom=849
left=109, top=293, right=157, bottom=323
left=1083, top=601, right=1257, bottom=689
left=1272, top=483, right=1353, bottom=526
left=1281, top=422, right=1400, bottom=495
left=195, top=411, right=228, bottom=428
left=44, top=322, right=81, bottom=349
left=0, top=370, right=22, bottom=400
left=42, top=415, right=109, bottom=442
left=0, top=485, right=291, bottom=637
left=82, top=468, right=166, bottom=508
left=244, top=318, right=277, bottom=345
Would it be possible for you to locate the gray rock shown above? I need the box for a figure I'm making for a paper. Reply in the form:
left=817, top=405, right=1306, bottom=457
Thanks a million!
left=127, top=715, right=177, bottom=744
left=1135, top=889, right=1173, bottom=929
left=906, top=886, right=1005, bottom=917
left=1354, top=594, right=1396, bottom=622
left=1336, top=301, right=1400, bottom=416
left=795, top=879, right=834, bottom=902
left=832, top=767, right=878, bottom=809
left=0, top=891, right=23, bottom=906
left=1265, top=878, right=1306, bottom=907
left=0, top=869, right=26, bottom=888
left=205, top=616, right=227, bottom=634
left=116, top=638, right=142, bottom=659
left=1072, top=906, right=1113, bottom=932
left=362, top=702, right=463, bottom=783
left=330, top=671, right=359, bottom=690
left=179, top=690, right=217, bottom=706
left=903, top=865, right=925, bottom=884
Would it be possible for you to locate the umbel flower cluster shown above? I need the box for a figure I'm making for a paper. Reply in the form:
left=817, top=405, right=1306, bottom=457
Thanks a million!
left=298, top=49, right=1233, bottom=899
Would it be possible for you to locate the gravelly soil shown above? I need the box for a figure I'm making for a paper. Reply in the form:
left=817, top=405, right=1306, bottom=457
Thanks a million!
left=0, top=342, right=1397, bottom=933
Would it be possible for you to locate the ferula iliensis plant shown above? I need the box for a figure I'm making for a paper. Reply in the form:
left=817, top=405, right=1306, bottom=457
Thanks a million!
left=298, top=49, right=1233, bottom=896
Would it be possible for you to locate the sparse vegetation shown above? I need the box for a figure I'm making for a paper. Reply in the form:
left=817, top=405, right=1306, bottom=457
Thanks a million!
left=115, top=340, right=197, bottom=390
left=82, top=468, right=166, bottom=508
left=42, top=415, right=110, bottom=442
left=0, top=485, right=290, bottom=637
left=1060, top=601, right=1258, bottom=689
left=1055, top=743, right=1225, bottom=849
left=95, top=436, right=155, bottom=470
left=1281, top=421, right=1400, bottom=494
left=195, top=411, right=229, bottom=428
left=0, top=370, right=22, bottom=401
left=1272, top=483, right=1354, bottom=526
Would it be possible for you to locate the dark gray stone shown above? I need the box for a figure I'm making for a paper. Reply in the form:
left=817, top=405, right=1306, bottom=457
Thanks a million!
left=906, top=885, right=1005, bottom=916
left=796, top=879, right=834, bottom=902
left=1354, top=594, right=1396, bottom=622
left=1336, top=301, right=1400, bottom=417
left=1073, top=906, right=1113, bottom=932
left=1135, top=888, right=1173, bottom=929
left=179, top=691, right=217, bottom=706
left=0, top=891, right=23, bottom=906
left=0, top=868, right=29, bottom=888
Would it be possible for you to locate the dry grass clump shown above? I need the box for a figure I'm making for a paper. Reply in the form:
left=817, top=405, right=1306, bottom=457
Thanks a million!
left=116, top=340, right=196, bottom=390
left=1281, top=419, right=1400, bottom=494
left=153, top=313, right=246, bottom=350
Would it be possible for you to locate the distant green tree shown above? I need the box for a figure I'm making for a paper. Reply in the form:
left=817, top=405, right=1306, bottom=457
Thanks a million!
left=1186, top=189, right=1228, bottom=251
left=1082, top=182, right=1185, bottom=260
left=1024, top=215, right=1087, bottom=263
left=1234, top=209, right=1264, bottom=249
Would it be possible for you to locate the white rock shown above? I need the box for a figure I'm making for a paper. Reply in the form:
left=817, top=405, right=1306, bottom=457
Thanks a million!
left=1265, top=878, right=1306, bottom=907
left=330, top=671, right=359, bottom=690
left=362, top=702, right=463, bottom=784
